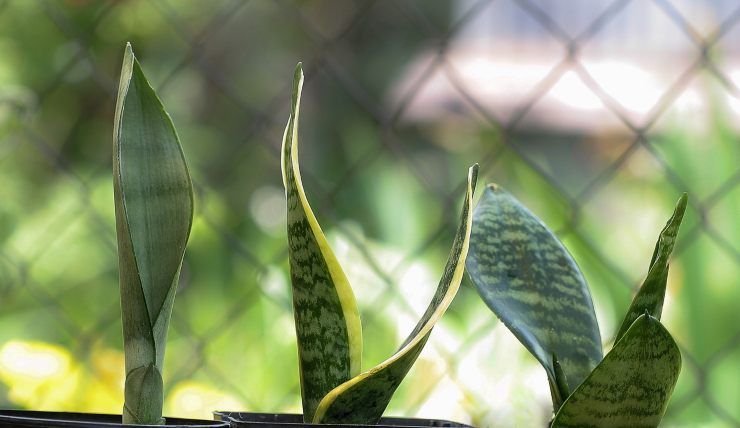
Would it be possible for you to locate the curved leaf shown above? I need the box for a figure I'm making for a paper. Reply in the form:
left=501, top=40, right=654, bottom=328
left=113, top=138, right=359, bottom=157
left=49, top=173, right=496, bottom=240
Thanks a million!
left=113, top=43, right=193, bottom=424
left=552, top=314, right=681, bottom=427
left=312, top=165, right=478, bottom=425
left=281, top=63, right=363, bottom=422
left=614, top=193, right=687, bottom=342
left=465, top=185, right=602, bottom=407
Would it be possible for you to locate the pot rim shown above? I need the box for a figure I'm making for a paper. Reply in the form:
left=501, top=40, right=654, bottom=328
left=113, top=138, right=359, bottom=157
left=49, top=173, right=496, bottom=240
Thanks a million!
left=214, top=411, right=474, bottom=427
left=0, top=410, right=229, bottom=427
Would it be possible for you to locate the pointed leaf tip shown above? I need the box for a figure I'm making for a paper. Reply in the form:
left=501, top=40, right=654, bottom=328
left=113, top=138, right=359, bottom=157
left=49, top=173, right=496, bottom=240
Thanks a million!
left=291, top=64, right=304, bottom=116
left=614, top=193, right=687, bottom=342
left=469, top=164, right=479, bottom=191
left=123, top=43, right=134, bottom=64
left=294, top=63, right=303, bottom=85
left=678, top=192, right=689, bottom=207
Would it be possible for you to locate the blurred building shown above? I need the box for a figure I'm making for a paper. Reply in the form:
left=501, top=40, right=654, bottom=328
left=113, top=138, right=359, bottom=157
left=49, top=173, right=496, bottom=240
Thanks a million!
left=393, top=0, right=740, bottom=134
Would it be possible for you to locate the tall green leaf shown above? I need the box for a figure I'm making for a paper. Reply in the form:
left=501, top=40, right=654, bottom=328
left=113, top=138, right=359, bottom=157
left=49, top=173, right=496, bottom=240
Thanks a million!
left=552, top=314, right=681, bottom=427
left=465, top=185, right=602, bottom=408
left=614, top=193, right=687, bottom=342
left=113, top=43, right=194, bottom=425
left=312, top=165, right=478, bottom=425
left=282, top=63, right=363, bottom=423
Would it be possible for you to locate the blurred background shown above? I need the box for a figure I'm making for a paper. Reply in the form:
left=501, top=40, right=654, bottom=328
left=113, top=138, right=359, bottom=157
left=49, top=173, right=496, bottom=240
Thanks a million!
left=0, top=0, right=738, bottom=426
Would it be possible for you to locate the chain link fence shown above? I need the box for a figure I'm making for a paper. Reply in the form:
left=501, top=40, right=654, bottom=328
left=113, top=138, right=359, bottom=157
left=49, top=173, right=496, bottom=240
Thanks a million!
left=0, top=1, right=738, bottom=426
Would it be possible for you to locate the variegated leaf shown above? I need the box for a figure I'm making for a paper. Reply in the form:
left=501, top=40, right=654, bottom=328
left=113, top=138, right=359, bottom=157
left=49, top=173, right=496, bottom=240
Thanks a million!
left=465, top=185, right=602, bottom=408
left=113, top=43, right=194, bottom=425
left=282, top=63, right=363, bottom=423
left=614, top=193, right=687, bottom=342
left=312, top=165, right=478, bottom=425
left=552, top=314, right=681, bottom=428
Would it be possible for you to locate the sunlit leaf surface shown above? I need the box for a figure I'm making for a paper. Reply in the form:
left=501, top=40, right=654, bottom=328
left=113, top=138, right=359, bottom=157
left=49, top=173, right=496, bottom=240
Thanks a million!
left=312, top=165, right=478, bottom=424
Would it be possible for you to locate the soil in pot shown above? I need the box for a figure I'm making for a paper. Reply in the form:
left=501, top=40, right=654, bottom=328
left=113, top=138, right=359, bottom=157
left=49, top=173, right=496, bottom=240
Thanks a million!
left=0, top=411, right=230, bottom=428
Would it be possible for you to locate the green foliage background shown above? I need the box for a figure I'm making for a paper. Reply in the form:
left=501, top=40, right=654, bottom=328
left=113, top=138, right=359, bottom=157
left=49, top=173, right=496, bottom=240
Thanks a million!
left=0, top=1, right=738, bottom=427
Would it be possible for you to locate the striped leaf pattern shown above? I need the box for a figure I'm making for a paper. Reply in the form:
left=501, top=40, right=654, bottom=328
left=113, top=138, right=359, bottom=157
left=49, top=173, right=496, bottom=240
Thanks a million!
left=465, top=185, right=602, bottom=407
left=552, top=314, right=681, bottom=428
left=614, top=193, right=687, bottom=342
left=282, top=64, right=363, bottom=423
left=113, top=43, right=194, bottom=425
left=312, top=165, right=478, bottom=424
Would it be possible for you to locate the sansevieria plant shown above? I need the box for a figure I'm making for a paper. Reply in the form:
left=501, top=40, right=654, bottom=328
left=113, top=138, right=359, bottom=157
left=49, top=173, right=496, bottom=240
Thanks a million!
left=282, top=63, right=479, bottom=424
left=113, top=43, right=194, bottom=425
left=466, top=185, right=687, bottom=427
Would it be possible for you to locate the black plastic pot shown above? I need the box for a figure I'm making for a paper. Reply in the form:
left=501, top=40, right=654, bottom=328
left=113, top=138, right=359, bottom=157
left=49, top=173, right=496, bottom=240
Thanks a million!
left=214, top=412, right=473, bottom=428
left=0, top=411, right=230, bottom=428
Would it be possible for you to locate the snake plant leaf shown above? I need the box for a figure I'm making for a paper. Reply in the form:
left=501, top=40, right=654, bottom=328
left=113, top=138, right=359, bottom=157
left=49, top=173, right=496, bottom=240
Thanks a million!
left=113, top=43, right=194, bottom=425
left=614, top=193, right=687, bottom=343
left=281, top=63, right=363, bottom=423
left=551, top=354, right=570, bottom=409
left=123, top=364, right=164, bottom=425
left=312, top=165, right=479, bottom=425
left=552, top=314, right=681, bottom=427
left=465, top=185, right=602, bottom=407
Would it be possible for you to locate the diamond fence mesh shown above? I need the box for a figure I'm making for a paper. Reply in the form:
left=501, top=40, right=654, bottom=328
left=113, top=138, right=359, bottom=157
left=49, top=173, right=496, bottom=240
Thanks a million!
left=0, top=0, right=738, bottom=427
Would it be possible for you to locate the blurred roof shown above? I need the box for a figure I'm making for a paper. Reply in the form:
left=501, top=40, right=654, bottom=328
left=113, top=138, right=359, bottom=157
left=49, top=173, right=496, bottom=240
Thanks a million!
left=390, top=0, right=740, bottom=134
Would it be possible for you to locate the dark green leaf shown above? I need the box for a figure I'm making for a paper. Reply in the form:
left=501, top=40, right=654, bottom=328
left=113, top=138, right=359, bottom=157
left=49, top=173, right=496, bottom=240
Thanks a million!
left=465, top=185, right=602, bottom=405
left=614, top=193, right=687, bottom=342
left=552, top=314, right=681, bottom=428
left=281, top=63, right=363, bottom=422
left=312, top=165, right=478, bottom=424
left=113, top=43, right=193, bottom=425
left=551, top=354, right=571, bottom=409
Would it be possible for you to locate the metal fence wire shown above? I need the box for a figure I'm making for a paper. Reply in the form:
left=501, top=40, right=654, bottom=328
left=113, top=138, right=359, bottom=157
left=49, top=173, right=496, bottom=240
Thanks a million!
left=0, top=0, right=738, bottom=427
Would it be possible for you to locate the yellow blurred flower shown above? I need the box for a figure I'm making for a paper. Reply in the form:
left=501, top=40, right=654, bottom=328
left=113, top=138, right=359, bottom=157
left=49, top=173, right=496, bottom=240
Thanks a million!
left=0, top=340, right=129, bottom=413
left=165, top=381, right=244, bottom=420
left=0, top=340, right=80, bottom=410
left=77, top=346, right=125, bottom=413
